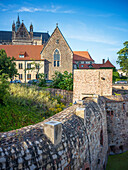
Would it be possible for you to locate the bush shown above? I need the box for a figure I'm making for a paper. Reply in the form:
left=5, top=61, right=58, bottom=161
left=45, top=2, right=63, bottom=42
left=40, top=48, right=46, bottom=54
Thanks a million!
left=38, top=73, right=46, bottom=87
left=0, top=73, right=9, bottom=104
left=52, top=71, right=73, bottom=91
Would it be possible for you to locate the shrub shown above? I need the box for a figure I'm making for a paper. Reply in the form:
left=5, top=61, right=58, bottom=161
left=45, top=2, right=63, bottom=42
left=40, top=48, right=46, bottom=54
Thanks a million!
left=52, top=71, right=73, bottom=91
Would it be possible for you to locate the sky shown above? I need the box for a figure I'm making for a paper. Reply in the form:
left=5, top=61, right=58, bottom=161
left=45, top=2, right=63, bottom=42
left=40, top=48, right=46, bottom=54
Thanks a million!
left=0, top=0, right=128, bottom=68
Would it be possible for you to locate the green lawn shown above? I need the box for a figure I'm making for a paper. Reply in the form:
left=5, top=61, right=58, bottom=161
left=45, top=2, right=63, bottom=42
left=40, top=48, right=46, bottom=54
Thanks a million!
left=106, top=151, right=128, bottom=170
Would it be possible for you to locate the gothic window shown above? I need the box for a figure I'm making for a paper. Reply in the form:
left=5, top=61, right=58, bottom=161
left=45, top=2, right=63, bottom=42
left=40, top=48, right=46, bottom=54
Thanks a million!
left=54, top=49, right=60, bottom=67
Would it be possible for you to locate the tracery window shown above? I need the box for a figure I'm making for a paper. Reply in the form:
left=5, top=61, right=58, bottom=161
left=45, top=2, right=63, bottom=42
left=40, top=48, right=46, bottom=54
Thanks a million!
left=54, top=49, right=60, bottom=67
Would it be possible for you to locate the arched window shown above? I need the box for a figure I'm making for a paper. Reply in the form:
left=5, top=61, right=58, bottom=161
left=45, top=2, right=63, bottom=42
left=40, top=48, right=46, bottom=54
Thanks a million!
left=54, top=49, right=60, bottom=67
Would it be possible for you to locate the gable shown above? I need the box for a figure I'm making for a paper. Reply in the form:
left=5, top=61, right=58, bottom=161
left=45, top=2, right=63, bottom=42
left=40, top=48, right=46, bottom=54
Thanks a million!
left=41, top=26, right=73, bottom=55
left=16, top=23, right=30, bottom=40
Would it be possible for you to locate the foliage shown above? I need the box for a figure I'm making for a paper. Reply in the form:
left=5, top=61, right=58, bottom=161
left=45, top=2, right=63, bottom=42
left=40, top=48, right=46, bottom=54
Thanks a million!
left=52, top=71, right=73, bottom=91
left=38, top=73, right=46, bottom=87
left=0, top=49, right=18, bottom=79
left=0, top=73, right=10, bottom=104
left=0, top=84, right=66, bottom=132
left=106, top=151, right=128, bottom=170
left=117, top=41, right=128, bottom=77
left=113, top=68, right=120, bottom=82
left=25, top=59, right=43, bottom=80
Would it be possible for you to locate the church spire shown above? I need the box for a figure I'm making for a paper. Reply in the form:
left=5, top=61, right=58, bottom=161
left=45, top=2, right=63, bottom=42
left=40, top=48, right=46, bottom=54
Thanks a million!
left=16, top=14, right=20, bottom=32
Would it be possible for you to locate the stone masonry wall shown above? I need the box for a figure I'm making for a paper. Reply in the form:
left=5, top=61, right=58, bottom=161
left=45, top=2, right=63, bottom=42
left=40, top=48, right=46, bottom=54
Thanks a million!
left=45, top=88, right=73, bottom=106
left=0, top=97, right=108, bottom=170
left=41, top=26, right=73, bottom=80
left=73, top=69, right=113, bottom=103
left=103, top=95, right=128, bottom=154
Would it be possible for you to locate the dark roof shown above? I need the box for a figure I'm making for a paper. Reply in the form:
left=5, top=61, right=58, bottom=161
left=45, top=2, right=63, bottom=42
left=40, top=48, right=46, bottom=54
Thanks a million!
left=0, top=31, right=12, bottom=43
left=0, top=31, right=50, bottom=44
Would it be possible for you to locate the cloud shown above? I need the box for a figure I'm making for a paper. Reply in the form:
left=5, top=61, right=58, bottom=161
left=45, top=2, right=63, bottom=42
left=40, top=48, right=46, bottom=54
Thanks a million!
left=87, top=13, right=115, bottom=18
left=17, top=6, right=74, bottom=14
left=68, top=35, right=118, bottom=45
left=108, top=26, right=128, bottom=32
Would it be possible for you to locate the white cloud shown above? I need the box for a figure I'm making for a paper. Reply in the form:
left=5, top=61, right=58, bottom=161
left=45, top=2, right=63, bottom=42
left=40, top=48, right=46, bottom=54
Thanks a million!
left=87, top=13, right=115, bottom=18
left=17, top=6, right=74, bottom=14
left=108, top=26, right=128, bottom=32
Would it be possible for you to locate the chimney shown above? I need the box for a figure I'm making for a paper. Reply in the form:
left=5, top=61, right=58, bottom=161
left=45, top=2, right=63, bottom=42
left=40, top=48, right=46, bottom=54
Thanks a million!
left=102, top=59, right=105, bottom=64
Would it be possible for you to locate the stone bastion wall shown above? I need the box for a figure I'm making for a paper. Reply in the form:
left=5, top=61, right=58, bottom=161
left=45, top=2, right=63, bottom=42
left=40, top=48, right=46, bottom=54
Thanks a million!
left=0, top=97, right=108, bottom=170
left=103, top=95, right=128, bottom=155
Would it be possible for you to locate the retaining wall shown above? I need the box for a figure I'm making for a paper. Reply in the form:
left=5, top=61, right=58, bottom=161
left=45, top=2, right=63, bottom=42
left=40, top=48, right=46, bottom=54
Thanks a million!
left=0, top=97, right=108, bottom=170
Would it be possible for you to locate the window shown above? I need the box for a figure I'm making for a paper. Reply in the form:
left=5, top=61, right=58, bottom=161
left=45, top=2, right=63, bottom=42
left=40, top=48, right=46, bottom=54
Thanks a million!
left=81, top=65, right=84, bottom=67
left=19, top=74, right=22, bottom=79
left=36, top=64, right=40, bottom=69
left=19, top=63, right=23, bottom=69
left=56, top=39, right=59, bottom=44
left=36, top=74, right=39, bottom=79
left=19, top=55, right=24, bottom=58
left=54, top=49, right=60, bottom=67
left=81, top=61, right=84, bottom=64
left=27, top=63, right=31, bottom=69
left=100, top=130, right=103, bottom=146
left=27, top=74, right=31, bottom=80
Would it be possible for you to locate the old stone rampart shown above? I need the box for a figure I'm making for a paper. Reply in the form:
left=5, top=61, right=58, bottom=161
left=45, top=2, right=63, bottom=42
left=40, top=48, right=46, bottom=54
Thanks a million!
left=103, top=95, right=128, bottom=155
left=44, top=88, right=73, bottom=106
left=0, top=97, right=108, bottom=170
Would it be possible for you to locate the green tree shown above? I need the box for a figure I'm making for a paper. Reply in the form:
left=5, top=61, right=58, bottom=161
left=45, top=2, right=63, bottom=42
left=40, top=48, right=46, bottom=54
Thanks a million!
left=0, top=73, right=9, bottom=104
left=26, top=60, right=43, bottom=80
left=52, top=71, right=73, bottom=91
left=0, top=49, right=18, bottom=80
left=112, top=68, right=120, bottom=83
left=117, top=41, right=128, bottom=77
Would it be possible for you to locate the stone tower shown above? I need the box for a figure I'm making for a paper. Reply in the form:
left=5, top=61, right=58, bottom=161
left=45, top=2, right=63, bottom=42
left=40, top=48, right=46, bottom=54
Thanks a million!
left=30, top=23, right=33, bottom=39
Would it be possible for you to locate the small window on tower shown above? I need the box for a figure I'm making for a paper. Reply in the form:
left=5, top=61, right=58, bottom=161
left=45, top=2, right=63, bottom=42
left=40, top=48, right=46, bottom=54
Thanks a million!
left=56, top=39, right=59, bottom=44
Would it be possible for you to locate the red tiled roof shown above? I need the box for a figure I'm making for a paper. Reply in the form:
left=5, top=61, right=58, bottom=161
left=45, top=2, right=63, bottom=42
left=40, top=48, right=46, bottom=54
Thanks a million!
left=79, top=60, right=115, bottom=69
left=100, top=60, right=115, bottom=68
left=0, top=45, right=44, bottom=60
left=73, top=51, right=94, bottom=62
left=79, top=63, right=101, bottom=69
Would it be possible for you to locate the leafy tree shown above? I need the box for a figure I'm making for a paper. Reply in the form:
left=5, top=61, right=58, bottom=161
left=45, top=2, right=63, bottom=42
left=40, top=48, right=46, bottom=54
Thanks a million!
left=52, top=71, right=73, bottom=91
left=38, top=73, right=46, bottom=87
left=113, top=68, right=120, bottom=83
left=0, top=73, right=9, bottom=104
left=0, top=49, right=18, bottom=80
left=117, top=41, right=128, bottom=77
left=26, top=60, right=43, bottom=80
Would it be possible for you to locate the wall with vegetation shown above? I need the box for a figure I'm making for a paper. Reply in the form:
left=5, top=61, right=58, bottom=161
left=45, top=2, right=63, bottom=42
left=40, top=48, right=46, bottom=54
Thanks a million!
left=0, top=95, right=128, bottom=169
left=45, top=88, right=73, bottom=106
left=0, top=97, right=108, bottom=170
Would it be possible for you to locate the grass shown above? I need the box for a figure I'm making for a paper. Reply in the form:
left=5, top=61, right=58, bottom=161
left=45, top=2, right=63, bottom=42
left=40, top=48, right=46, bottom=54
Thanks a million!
left=106, top=151, right=128, bottom=170
left=0, top=84, right=65, bottom=132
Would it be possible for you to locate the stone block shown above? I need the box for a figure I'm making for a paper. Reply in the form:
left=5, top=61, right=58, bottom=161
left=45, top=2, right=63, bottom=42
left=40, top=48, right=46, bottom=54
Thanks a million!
left=44, top=121, right=62, bottom=145
left=76, top=107, right=86, bottom=119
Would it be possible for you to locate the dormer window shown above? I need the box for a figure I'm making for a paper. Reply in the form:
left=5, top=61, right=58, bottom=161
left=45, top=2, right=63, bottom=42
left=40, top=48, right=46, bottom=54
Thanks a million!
left=19, top=54, right=24, bottom=58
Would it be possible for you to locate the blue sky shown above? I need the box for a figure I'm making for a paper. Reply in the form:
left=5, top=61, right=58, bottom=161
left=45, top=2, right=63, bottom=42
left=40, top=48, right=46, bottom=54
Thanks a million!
left=0, top=0, right=128, bottom=68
